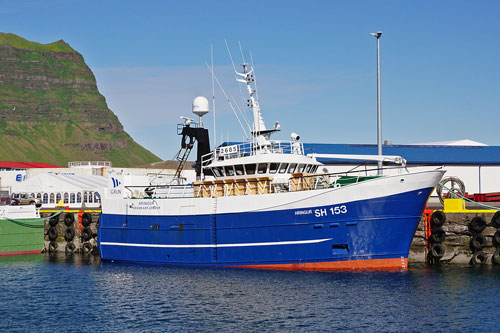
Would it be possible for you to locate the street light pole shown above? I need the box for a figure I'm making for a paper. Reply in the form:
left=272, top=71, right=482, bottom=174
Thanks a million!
left=370, top=31, right=383, bottom=175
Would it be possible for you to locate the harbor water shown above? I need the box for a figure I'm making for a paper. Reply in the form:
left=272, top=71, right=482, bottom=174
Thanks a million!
left=1, top=254, right=499, bottom=332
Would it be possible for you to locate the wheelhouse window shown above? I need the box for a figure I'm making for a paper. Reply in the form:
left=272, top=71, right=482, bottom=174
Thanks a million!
left=298, top=164, right=305, bottom=173
left=212, top=167, right=223, bottom=177
left=245, top=164, right=256, bottom=175
left=257, top=163, right=268, bottom=174
left=89, top=192, right=94, bottom=203
left=288, top=163, right=297, bottom=173
left=64, top=193, right=69, bottom=204
left=83, top=192, right=88, bottom=203
left=278, top=163, right=289, bottom=174
left=224, top=166, right=235, bottom=177
left=43, top=193, right=48, bottom=204
left=70, top=193, right=75, bottom=204
left=269, top=163, right=279, bottom=174
left=95, top=192, right=101, bottom=203
left=56, top=193, right=62, bottom=203
left=49, top=193, right=55, bottom=204
left=235, top=164, right=244, bottom=176
left=76, top=193, right=81, bottom=203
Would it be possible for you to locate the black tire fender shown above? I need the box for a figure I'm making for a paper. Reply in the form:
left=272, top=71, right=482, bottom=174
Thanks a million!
left=49, top=215, right=59, bottom=227
left=492, top=249, right=500, bottom=265
left=431, top=243, right=445, bottom=258
left=493, top=230, right=500, bottom=248
left=431, top=211, right=446, bottom=228
left=82, top=242, right=92, bottom=255
left=48, top=227, right=58, bottom=241
left=48, top=241, right=58, bottom=253
left=470, top=234, right=487, bottom=251
left=64, top=228, right=75, bottom=242
left=470, top=251, right=487, bottom=265
left=65, top=242, right=76, bottom=254
left=82, top=213, right=92, bottom=227
left=430, top=227, right=446, bottom=243
left=64, top=213, right=75, bottom=227
left=468, top=216, right=487, bottom=234
left=491, top=211, right=500, bottom=229
left=81, top=227, right=92, bottom=241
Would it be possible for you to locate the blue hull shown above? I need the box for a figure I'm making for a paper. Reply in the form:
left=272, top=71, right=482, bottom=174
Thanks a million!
left=98, top=187, right=433, bottom=270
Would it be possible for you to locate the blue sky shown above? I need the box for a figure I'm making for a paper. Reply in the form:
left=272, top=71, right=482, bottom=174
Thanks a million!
left=2, top=1, right=499, bottom=159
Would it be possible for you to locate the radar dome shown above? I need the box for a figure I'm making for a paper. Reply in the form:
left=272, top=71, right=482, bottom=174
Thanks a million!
left=192, top=96, right=210, bottom=117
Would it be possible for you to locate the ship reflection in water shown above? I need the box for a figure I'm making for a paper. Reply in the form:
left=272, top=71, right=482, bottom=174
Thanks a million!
left=0, top=253, right=499, bottom=331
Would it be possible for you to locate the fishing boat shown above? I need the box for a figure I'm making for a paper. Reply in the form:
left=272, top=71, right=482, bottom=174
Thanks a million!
left=98, top=61, right=445, bottom=270
left=0, top=204, right=44, bottom=256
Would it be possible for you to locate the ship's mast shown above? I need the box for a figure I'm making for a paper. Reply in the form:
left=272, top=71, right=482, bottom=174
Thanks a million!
left=235, top=63, right=272, bottom=147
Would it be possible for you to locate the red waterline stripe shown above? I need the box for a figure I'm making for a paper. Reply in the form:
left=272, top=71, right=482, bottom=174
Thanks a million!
left=0, top=249, right=43, bottom=257
left=230, top=258, right=408, bottom=271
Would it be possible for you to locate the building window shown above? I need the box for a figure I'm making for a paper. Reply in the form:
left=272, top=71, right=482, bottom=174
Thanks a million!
left=43, top=193, right=48, bottom=204
left=70, top=193, right=75, bottom=204
left=49, top=193, right=55, bottom=204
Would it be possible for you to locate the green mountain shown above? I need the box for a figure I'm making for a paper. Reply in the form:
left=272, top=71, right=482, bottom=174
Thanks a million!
left=0, top=33, right=161, bottom=167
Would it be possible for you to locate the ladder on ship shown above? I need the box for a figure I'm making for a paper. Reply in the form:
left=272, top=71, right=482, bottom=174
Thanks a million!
left=210, top=197, right=218, bottom=261
left=174, top=145, right=193, bottom=179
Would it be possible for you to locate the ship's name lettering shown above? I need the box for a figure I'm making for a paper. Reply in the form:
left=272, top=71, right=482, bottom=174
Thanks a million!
left=314, top=205, right=347, bottom=217
left=294, top=209, right=312, bottom=215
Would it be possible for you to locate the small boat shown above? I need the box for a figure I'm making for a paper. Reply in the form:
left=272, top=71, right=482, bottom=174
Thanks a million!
left=98, top=60, right=445, bottom=270
left=0, top=204, right=44, bottom=256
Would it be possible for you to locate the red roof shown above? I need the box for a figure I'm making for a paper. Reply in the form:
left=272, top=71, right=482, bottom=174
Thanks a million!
left=0, top=161, right=61, bottom=169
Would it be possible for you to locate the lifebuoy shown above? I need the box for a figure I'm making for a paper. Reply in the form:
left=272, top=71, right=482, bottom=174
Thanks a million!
left=470, top=234, right=487, bottom=251
left=82, top=213, right=92, bottom=227
left=65, top=242, right=76, bottom=253
left=431, top=211, right=446, bottom=228
left=48, top=227, right=58, bottom=241
left=48, top=241, right=58, bottom=253
left=49, top=215, right=59, bottom=227
left=493, top=230, right=500, bottom=248
left=468, top=216, right=487, bottom=234
left=64, top=228, right=75, bottom=242
left=64, top=213, right=75, bottom=227
left=491, top=211, right=500, bottom=229
left=431, top=243, right=445, bottom=258
left=82, top=242, right=92, bottom=255
left=81, top=227, right=92, bottom=241
left=470, top=251, right=487, bottom=265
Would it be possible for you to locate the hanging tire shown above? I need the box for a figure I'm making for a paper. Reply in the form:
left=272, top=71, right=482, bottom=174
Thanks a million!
left=64, top=213, right=75, bottom=227
left=493, top=230, right=500, bottom=248
left=48, top=227, right=58, bottom=241
left=49, top=215, right=59, bottom=227
left=82, top=242, right=92, bottom=255
left=82, top=213, right=92, bottom=227
left=468, top=216, right=487, bottom=234
left=65, top=242, right=76, bottom=254
left=470, top=234, right=487, bottom=251
left=81, top=227, right=92, bottom=241
left=470, top=251, right=487, bottom=265
left=430, top=227, right=446, bottom=243
left=64, top=228, right=75, bottom=242
left=48, top=241, right=58, bottom=253
left=431, top=211, right=446, bottom=228
left=491, top=211, right=500, bottom=229
left=430, top=243, right=445, bottom=259
left=492, top=249, right=500, bottom=265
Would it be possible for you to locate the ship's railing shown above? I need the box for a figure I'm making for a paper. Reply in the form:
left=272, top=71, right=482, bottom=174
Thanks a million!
left=68, top=161, right=112, bottom=168
left=125, top=185, right=195, bottom=199
left=201, top=141, right=304, bottom=166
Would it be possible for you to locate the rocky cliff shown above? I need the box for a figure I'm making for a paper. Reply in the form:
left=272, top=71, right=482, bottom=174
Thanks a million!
left=0, top=33, right=161, bottom=167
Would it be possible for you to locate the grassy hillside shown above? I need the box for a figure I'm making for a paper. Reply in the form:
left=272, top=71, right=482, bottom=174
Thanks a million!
left=0, top=33, right=161, bottom=166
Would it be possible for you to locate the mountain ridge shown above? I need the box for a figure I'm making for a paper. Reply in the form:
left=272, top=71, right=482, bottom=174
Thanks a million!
left=0, top=32, right=161, bottom=167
